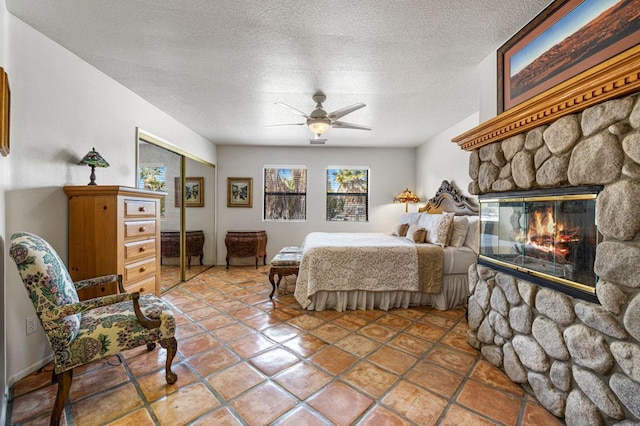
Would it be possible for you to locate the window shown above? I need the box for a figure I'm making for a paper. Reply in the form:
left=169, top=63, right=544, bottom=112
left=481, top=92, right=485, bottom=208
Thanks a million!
left=264, top=166, right=307, bottom=221
left=326, top=168, right=369, bottom=222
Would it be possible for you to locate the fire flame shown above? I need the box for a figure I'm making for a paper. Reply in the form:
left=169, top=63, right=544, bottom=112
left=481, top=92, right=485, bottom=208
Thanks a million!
left=525, top=208, right=578, bottom=259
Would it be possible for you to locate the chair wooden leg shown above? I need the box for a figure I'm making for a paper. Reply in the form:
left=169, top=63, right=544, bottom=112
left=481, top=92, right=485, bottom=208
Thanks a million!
left=159, top=337, right=178, bottom=384
left=51, top=370, right=72, bottom=426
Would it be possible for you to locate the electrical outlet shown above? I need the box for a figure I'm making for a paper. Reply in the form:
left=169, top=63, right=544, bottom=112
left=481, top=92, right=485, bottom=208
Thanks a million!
left=26, top=316, right=38, bottom=335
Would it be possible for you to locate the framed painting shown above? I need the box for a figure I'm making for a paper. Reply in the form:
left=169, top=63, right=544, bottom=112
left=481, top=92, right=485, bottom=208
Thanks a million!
left=175, top=177, right=204, bottom=207
left=0, top=67, right=9, bottom=157
left=227, top=177, right=252, bottom=207
left=497, top=0, right=640, bottom=113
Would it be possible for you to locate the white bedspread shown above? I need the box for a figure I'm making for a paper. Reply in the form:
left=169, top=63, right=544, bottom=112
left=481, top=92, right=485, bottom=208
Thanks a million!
left=294, top=232, right=428, bottom=309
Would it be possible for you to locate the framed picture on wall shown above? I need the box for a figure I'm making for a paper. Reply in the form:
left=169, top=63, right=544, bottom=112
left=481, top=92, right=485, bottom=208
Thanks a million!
left=175, top=177, right=204, bottom=207
left=227, top=177, right=252, bottom=207
left=0, top=67, right=10, bottom=157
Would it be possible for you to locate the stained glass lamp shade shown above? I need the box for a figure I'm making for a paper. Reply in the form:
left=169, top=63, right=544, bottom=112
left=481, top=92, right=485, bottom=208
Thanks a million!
left=78, top=147, right=109, bottom=185
left=393, top=188, right=421, bottom=212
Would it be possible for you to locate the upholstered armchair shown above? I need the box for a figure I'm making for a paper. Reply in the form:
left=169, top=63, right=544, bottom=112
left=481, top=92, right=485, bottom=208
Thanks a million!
left=9, top=232, right=178, bottom=426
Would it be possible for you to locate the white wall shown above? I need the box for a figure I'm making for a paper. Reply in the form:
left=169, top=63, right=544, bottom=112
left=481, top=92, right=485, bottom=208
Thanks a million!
left=1, top=0, right=9, bottom=422
left=216, top=146, right=416, bottom=265
left=3, top=12, right=216, bottom=387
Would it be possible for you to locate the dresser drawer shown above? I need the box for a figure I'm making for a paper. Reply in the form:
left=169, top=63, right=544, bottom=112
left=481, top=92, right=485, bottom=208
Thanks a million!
left=124, top=199, right=156, bottom=218
left=124, top=257, right=156, bottom=283
left=124, top=238, right=156, bottom=262
left=124, top=220, right=156, bottom=239
left=124, top=275, right=156, bottom=296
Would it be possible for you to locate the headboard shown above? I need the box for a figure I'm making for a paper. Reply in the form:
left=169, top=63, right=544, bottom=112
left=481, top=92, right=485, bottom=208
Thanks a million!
left=418, top=180, right=479, bottom=216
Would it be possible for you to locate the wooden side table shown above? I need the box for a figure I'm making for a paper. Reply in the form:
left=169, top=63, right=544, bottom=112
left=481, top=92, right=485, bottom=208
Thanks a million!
left=161, top=230, right=205, bottom=268
left=225, top=230, right=267, bottom=269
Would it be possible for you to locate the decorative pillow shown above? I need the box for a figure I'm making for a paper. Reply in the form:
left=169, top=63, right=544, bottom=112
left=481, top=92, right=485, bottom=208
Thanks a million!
left=448, top=216, right=469, bottom=247
left=418, top=212, right=455, bottom=246
left=464, top=216, right=480, bottom=253
left=391, top=223, right=410, bottom=237
left=405, top=225, right=427, bottom=243
left=399, top=212, right=421, bottom=226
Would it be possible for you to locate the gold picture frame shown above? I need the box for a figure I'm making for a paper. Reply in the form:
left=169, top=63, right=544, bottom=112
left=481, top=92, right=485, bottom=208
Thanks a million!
left=175, top=177, right=204, bottom=207
left=227, top=177, right=252, bottom=207
left=0, top=67, right=10, bottom=157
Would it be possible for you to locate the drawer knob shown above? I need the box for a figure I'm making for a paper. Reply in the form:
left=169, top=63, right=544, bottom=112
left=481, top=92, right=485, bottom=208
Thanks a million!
left=139, top=246, right=146, bottom=252
left=139, top=227, right=146, bottom=232
left=140, top=287, right=145, bottom=293
left=139, top=206, right=146, bottom=212
left=140, top=267, right=146, bottom=272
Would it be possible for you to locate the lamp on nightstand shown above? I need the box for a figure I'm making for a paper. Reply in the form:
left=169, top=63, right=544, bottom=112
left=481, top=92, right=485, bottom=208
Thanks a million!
left=393, top=188, right=421, bottom=212
left=78, top=147, right=109, bottom=185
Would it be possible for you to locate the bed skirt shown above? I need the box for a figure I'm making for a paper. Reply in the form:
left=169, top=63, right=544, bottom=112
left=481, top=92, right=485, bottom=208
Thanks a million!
left=303, top=274, right=469, bottom=312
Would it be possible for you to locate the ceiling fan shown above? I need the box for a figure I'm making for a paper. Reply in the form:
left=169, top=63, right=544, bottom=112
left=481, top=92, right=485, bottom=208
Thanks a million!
left=267, top=92, right=372, bottom=139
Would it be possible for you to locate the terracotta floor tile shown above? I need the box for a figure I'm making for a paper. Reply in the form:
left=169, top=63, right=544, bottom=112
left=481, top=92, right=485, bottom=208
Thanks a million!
left=332, top=313, right=369, bottom=330
left=150, top=383, right=220, bottom=426
left=249, top=347, right=300, bottom=376
left=137, top=362, right=197, bottom=402
left=287, top=314, right=325, bottom=330
left=122, top=348, right=167, bottom=378
left=178, top=333, right=220, bottom=358
left=405, top=322, right=448, bottom=342
left=174, top=322, right=205, bottom=340
left=261, top=323, right=300, bottom=342
left=439, top=331, right=480, bottom=355
left=359, top=323, right=398, bottom=342
left=357, top=405, right=414, bottom=426
left=521, top=401, right=565, bottom=425
left=335, top=334, right=381, bottom=357
left=73, top=383, right=143, bottom=426
left=69, top=363, right=129, bottom=402
left=307, top=381, right=373, bottom=426
left=311, top=309, right=343, bottom=321
left=342, top=361, right=399, bottom=398
left=375, top=313, right=413, bottom=330
left=392, top=308, right=428, bottom=321
left=242, top=313, right=282, bottom=330
left=187, top=347, right=240, bottom=377
left=228, top=333, right=277, bottom=358
left=274, top=361, right=332, bottom=399
left=230, top=305, right=265, bottom=321
left=309, top=346, right=359, bottom=375
left=451, top=321, right=470, bottom=336
left=471, top=359, right=525, bottom=397
left=440, top=404, right=497, bottom=426
left=230, top=382, right=297, bottom=426
left=456, top=379, right=522, bottom=426
left=352, top=309, right=387, bottom=321
left=420, top=313, right=458, bottom=329
left=11, top=367, right=53, bottom=397
left=425, top=344, right=477, bottom=375
left=106, top=408, right=155, bottom=426
left=407, top=360, right=465, bottom=398
left=186, top=306, right=219, bottom=321
left=310, top=323, right=351, bottom=343
left=190, top=407, right=243, bottom=425
left=381, top=380, right=448, bottom=425
left=10, top=383, right=58, bottom=424
left=206, top=362, right=265, bottom=400
left=198, top=314, right=238, bottom=331
left=210, top=323, right=255, bottom=343
left=282, top=334, right=328, bottom=357
left=388, top=333, right=434, bottom=357
left=367, top=346, right=417, bottom=375
left=272, top=406, right=328, bottom=426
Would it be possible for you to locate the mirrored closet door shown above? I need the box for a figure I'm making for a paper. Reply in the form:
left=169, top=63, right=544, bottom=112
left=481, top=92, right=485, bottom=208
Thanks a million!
left=136, top=129, right=216, bottom=293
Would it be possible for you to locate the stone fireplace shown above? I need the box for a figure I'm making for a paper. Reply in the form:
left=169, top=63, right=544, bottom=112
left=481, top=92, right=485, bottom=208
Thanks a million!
left=462, top=92, right=640, bottom=424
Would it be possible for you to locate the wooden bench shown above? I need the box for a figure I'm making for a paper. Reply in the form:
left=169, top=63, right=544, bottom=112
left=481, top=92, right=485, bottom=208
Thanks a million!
left=269, top=247, right=301, bottom=298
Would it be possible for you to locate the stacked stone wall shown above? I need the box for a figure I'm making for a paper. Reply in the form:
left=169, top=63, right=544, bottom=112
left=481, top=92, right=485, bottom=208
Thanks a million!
left=467, top=93, right=640, bottom=425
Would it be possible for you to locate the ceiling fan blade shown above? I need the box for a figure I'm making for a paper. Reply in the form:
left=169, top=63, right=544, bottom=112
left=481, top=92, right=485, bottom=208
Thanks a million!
left=332, top=121, right=372, bottom=131
left=264, top=123, right=306, bottom=127
left=275, top=102, right=310, bottom=118
left=327, top=102, right=366, bottom=120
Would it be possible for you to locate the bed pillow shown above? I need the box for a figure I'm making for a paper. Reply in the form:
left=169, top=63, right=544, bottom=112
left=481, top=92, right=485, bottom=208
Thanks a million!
left=399, top=212, right=422, bottom=226
left=418, top=212, right=455, bottom=246
left=464, top=216, right=480, bottom=253
left=405, top=225, right=427, bottom=243
left=448, top=216, right=469, bottom=247
left=391, top=223, right=409, bottom=237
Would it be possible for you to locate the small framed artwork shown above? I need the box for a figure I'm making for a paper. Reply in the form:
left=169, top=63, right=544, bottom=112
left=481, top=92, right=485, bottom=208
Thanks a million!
left=227, top=177, right=252, bottom=207
left=497, top=0, right=640, bottom=113
left=0, top=67, right=10, bottom=157
left=175, top=177, right=204, bottom=207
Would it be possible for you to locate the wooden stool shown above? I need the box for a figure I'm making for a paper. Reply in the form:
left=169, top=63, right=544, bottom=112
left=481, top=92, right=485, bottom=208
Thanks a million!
left=269, top=249, right=301, bottom=298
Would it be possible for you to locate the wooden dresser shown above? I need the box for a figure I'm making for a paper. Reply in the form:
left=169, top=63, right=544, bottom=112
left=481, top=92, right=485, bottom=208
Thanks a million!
left=64, top=185, right=165, bottom=299
left=225, top=230, right=267, bottom=269
left=161, top=230, right=205, bottom=268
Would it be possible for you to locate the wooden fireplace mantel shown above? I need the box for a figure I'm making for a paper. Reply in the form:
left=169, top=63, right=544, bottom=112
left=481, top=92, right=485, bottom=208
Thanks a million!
left=452, top=45, right=640, bottom=151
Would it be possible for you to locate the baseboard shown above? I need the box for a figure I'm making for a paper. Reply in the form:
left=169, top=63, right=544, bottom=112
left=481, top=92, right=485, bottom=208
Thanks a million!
left=7, top=354, right=53, bottom=389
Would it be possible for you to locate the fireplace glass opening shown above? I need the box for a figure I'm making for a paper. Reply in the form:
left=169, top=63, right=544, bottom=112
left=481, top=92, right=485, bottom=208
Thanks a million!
left=478, top=187, right=602, bottom=302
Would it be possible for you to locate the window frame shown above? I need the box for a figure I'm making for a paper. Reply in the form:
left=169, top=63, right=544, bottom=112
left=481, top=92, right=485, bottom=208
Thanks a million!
left=263, top=165, right=307, bottom=222
left=326, top=166, right=370, bottom=222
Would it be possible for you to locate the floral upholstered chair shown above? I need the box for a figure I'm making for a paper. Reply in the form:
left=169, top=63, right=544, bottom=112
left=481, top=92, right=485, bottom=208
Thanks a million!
left=9, top=232, right=178, bottom=426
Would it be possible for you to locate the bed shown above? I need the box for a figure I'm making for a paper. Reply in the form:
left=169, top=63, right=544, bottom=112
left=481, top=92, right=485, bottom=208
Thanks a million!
left=294, top=180, right=479, bottom=311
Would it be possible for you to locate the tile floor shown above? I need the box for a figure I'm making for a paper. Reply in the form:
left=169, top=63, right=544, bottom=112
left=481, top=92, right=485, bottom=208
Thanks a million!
left=8, top=266, right=565, bottom=425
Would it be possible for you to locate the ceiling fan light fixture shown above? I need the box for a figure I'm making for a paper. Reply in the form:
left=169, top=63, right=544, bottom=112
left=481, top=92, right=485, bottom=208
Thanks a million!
left=307, top=118, right=331, bottom=135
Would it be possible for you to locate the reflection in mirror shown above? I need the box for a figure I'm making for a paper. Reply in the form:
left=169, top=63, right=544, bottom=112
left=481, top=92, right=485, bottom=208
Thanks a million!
left=137, top=129, right=216, bottom=293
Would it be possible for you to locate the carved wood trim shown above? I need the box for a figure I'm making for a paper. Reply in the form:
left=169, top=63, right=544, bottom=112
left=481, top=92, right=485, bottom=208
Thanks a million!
left=452, top=45, right=640, bottom=151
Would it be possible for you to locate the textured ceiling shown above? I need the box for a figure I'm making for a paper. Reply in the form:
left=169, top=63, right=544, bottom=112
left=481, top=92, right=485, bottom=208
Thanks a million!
left=7, top=0, right=552, bottom=147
